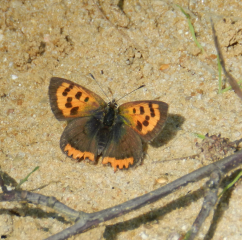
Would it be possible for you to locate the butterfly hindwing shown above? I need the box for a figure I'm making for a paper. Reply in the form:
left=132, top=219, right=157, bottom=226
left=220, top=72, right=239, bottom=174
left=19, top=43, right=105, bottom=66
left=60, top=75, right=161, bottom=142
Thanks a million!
left=102, top=121, right=143, bottom=171
left=60, top=115, right=103, bottom=162
left=118, top=101, right=168, bottom=142
left=49, top=77, right=106, bottom=120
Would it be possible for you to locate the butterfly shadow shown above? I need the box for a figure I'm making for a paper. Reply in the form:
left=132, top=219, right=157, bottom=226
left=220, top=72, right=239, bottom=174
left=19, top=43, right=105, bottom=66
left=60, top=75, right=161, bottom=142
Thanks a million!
left=150, top=114, right=185, bottom=148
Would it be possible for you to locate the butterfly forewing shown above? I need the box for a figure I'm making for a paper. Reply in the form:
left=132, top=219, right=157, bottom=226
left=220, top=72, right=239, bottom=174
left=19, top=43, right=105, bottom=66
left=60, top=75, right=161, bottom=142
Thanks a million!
left=118, top=101, right=168, bottom=142
left=49, top=77, right=106, bottom=120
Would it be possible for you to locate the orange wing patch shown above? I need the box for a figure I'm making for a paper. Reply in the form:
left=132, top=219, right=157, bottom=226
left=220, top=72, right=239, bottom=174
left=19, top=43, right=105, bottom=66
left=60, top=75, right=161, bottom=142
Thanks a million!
left=102, top=157, right=134, bottom=172
left=64, top=144, right=95, bottom=161
left=120, top=102, right=161, bottom=135
left=56, top=82, right=101, bottom=118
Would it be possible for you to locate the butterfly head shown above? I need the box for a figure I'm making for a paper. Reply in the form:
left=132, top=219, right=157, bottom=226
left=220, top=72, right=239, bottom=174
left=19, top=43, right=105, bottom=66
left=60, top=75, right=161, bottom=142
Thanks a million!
left=108, top=99, right=118, bottom=109
left=103, top=99, right=118, bottom=127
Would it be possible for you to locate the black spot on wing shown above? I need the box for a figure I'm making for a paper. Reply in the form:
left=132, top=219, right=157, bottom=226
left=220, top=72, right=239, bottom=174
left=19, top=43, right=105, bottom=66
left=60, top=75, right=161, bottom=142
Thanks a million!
left=149, top=104, right=155, bottom=118
left=62, top=87, right=71, bottom=97
left=67, top=97, right=72, bottom=102
left=140, top=106, right=145, bottom=114
left=136, top=120, right=142, bottom=131
left=70, top=107, right=79, bottom=115
left=65, top=103, right=72, bottom=108
left=75, top=92, right=82, bottom=100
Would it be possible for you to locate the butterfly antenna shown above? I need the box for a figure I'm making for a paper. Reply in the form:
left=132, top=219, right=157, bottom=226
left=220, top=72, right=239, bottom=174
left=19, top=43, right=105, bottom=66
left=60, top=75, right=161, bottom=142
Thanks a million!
left=89, top=73, right=111, bottom=102
left=116, top=85, right=145, bottom=102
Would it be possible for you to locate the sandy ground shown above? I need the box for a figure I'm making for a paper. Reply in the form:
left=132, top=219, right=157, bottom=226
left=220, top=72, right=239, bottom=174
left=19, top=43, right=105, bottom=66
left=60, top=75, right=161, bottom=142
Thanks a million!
left=1, top=0, right=242, bottom=239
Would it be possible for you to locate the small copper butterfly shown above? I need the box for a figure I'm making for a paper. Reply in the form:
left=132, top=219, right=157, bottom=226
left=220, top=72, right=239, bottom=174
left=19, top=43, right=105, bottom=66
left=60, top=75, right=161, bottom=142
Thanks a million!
left=48, top=77, right=168, bottom=171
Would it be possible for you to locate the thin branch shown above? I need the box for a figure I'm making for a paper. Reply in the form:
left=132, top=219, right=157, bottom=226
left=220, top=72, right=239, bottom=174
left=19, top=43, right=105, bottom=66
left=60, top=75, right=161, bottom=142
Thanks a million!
left=211, top=18, right=242, bottom=100
left=186, top=171, right=222, bottom=240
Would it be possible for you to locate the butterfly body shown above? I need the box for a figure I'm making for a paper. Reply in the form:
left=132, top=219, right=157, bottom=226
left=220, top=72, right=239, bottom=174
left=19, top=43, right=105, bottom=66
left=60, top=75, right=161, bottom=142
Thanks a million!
left=49, top=77, right=168, bottom=171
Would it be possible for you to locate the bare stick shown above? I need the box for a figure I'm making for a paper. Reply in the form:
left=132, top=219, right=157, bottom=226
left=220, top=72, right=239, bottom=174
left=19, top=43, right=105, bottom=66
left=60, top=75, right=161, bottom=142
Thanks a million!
left=186, top=171, right=222, bottom=240
left=211, top=18, right=242, bottom=100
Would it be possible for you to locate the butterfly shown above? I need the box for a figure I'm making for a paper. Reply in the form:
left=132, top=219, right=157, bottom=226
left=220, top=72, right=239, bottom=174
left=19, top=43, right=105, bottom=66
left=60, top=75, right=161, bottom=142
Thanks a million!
left=48, top=77, right=168, bottom=171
